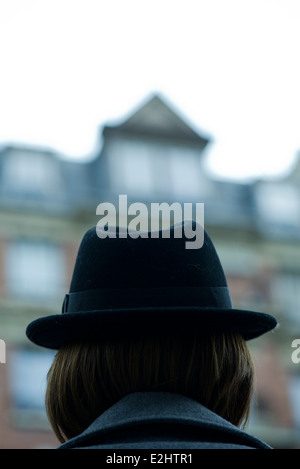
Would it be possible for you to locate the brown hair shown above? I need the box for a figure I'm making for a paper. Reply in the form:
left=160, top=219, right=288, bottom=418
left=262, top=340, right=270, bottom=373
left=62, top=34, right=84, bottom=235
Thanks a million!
left=45, top=331, right=255, bottom=443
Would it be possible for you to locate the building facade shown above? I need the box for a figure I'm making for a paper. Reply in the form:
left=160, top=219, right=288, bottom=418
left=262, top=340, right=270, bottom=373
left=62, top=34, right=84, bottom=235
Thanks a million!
left=0, top=94, right=299, bottom=448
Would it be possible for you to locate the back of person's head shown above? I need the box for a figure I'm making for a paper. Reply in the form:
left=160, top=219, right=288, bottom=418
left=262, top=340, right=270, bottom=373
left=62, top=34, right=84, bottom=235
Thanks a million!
left=26, top=223, right=277, bottom=443
left=46, top=330, right=254, bottom=443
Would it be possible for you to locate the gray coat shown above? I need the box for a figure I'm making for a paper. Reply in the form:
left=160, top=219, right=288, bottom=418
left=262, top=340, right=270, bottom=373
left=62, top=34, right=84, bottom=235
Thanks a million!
left=58, top=392, right=271, bottom=449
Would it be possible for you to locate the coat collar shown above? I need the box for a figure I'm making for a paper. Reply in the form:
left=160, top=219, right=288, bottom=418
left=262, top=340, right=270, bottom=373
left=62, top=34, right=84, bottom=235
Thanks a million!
left=59, top=392, right=271, bottom=449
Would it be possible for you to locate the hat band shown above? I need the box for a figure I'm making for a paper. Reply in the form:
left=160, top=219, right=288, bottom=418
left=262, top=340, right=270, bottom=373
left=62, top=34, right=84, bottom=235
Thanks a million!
left=62, top=286, right=232, bottom=314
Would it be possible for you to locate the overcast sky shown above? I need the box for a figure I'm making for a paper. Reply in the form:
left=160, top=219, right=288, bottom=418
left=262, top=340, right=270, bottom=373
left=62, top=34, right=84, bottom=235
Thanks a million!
left=0, top=0, right=300, bottom=181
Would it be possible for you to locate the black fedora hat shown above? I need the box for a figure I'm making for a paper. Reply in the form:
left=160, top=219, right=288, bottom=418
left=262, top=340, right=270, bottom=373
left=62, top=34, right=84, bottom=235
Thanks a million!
left=26, top=221, right=277, bottom=349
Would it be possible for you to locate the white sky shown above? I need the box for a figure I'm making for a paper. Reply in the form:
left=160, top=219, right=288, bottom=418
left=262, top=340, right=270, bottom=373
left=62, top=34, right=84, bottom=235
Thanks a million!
left=0, top=0, right=300, bottom=181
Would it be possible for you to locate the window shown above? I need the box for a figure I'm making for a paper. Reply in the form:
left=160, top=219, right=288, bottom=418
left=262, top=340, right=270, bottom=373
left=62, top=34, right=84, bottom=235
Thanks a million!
left=2, top=150, right=61, bottom=196
left=9, top=348, right=55, bottom=429
left=169, top=147, right=202, bottom=197
left=288, top=375, right=300, bottom=429
left=256, top=184, right=300, bottom=226
left=107, top=138, right=204, bottom=198
left=271, top=271, right=300, bottom=328
left=5, top=240, right=65, bottom=299
left=122, top=148, right=153, bottom=194
left=108, top=140, right=154, bottom=195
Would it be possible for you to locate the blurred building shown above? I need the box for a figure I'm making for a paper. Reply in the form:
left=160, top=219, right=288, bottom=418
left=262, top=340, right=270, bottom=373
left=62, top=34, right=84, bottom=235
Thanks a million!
left=0, top=93, right=300, bottom=448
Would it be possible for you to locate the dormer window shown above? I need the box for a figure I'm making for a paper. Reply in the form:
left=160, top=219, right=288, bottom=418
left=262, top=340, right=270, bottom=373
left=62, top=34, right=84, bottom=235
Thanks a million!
left=2, top=149, right=61, bottom=197
left=169, top=147, right=203, bottom=197
left=107, top=138, right=205, bottom=198
left=108, top=140, right=154, bottom=196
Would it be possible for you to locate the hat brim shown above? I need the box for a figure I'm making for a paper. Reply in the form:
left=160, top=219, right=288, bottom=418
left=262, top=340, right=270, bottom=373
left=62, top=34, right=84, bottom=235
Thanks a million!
left=26, top=307, right=278, bottom=349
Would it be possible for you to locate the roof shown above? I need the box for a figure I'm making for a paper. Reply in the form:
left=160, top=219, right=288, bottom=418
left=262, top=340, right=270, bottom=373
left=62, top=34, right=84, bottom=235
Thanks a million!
left=102, top=94, right=210, bottom=146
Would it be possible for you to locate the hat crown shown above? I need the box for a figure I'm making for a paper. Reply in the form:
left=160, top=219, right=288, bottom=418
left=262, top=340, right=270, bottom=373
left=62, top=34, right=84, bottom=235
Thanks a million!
left=69, top=223, right=228, bottom=293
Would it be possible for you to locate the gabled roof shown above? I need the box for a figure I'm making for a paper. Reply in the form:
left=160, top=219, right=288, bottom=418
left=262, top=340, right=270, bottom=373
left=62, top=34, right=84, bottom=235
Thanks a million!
left=102, top=94, right=210, bottom=146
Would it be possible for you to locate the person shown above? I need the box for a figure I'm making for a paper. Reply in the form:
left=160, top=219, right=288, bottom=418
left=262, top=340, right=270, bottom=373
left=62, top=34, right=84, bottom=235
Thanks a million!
left=26, top=221, right=277, bottom=449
